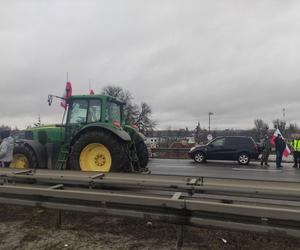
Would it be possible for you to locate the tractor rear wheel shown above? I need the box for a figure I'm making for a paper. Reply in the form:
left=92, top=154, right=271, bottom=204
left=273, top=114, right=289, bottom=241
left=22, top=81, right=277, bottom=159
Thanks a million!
left=10, top=144, right=38, bottom=169
left=69, top=130, right=130, bottom=172
left=135, top=140, right=149, bottom=168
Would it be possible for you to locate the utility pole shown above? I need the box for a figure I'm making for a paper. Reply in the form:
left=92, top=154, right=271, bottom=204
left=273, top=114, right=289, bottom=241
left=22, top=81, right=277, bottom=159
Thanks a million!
left=283, top=108, right=286, bottom=136
left=208, top=112, right=214, bottom=133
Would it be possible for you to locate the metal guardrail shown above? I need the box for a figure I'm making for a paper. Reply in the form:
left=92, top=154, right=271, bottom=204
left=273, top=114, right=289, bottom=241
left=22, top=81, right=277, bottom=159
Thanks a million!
left=150, top=147, right=190, bottom=159
left=0, top=168, right=300, bottom=248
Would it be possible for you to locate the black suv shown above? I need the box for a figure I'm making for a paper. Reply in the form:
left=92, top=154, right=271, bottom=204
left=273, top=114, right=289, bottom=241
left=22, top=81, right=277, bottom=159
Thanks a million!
left=188, top=136, right=259, bottom=165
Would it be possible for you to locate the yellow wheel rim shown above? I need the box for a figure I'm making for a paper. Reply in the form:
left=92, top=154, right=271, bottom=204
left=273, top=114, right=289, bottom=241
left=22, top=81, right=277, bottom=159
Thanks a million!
left=79, top=143, right=112, bottom=172
left=10, top=154, right=29, bottom=169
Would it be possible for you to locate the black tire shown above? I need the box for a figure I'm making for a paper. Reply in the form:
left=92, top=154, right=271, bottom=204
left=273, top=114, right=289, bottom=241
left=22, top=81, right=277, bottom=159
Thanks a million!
left=11, top=144, right=38, bottom=169
left=237, top=152, right=250, bottom=165
left=69, top=130, right=130, bottom=172
left=135, top=140, right=149, bottom=168
left=193, top=151, right=206, bottom=163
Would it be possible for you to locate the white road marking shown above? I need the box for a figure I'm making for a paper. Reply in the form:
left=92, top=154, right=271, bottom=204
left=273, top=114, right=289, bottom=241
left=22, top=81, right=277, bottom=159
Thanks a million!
left=232, top=168, right=282, bottom=172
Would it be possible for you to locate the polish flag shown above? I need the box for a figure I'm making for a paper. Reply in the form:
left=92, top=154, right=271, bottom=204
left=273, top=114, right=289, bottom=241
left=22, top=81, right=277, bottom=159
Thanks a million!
left=60, top=81, right=73, bottom=109
left=271, top=129, right=291, bottom=157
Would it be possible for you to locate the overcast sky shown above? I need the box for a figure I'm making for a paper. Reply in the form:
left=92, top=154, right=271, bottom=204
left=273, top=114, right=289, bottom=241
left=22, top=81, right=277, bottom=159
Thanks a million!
left=0, top=0, right=299, bottom=130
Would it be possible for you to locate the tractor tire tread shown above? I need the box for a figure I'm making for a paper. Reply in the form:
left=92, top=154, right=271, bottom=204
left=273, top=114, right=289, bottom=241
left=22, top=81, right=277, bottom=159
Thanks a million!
left=69, top=130, right=130, bottom=172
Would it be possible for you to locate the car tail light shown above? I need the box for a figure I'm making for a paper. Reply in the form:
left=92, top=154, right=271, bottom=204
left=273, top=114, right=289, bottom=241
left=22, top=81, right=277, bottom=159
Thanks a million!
left=113, top=121, right=121, bottom=128
left=254, top=144, right=258, bottom=153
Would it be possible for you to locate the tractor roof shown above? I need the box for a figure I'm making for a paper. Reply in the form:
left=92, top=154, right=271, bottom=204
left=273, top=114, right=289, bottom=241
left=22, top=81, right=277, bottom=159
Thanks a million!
left=69, top=94, right=125, bottom=105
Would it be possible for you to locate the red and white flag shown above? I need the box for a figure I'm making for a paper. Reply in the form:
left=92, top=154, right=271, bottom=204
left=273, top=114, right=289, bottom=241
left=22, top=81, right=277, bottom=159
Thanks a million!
left=60, top=81, right=73, bottom=109
left=271, top=129, right=291, bottom=157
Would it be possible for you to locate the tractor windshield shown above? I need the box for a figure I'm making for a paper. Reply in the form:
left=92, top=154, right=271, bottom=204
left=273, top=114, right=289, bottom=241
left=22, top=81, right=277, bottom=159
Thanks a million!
left=107, top=101, right=121, bottom=123
left=68, top=99, right=101, bottom=125
left=69, top=100, right=88, bottom=124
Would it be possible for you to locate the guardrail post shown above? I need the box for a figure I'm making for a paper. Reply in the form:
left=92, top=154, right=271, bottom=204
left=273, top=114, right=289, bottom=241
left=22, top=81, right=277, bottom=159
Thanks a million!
left=56, top=210, right=62, bottom=228
left=176, top=224, right=184, bottom=249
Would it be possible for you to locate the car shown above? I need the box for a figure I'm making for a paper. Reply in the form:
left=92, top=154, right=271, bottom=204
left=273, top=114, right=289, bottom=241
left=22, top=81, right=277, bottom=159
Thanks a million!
left=188, top=136, right=259, bottom=165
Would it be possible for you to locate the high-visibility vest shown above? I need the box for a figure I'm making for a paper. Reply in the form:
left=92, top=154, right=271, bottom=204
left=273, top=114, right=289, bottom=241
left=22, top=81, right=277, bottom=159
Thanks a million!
left=291, top=139, right=300, bottom=151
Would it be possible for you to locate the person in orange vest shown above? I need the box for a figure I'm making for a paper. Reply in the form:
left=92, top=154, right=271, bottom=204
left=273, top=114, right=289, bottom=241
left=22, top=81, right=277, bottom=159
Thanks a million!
left=291, top=135, right=300, bottom=168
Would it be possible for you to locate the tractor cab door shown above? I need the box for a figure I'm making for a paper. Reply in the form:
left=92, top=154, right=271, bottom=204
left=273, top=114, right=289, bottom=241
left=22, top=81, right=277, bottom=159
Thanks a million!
left=66, top=99, right=101, bottom=142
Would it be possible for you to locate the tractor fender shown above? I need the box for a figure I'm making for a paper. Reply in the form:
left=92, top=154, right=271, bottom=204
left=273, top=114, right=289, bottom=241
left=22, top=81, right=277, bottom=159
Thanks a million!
left=70, top=123, right=131, bottom=145
left=135, top=131, right=146, bottom=142
left=17, top=140, right=47, bottom=168
left=123, top=125, right=146, bottom=143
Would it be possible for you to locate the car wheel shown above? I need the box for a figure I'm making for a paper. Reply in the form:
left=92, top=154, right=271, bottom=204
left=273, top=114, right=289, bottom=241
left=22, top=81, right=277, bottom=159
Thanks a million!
left=238, top=153, right=250, bottom=165
left=193, top=151, right=206, bottom=163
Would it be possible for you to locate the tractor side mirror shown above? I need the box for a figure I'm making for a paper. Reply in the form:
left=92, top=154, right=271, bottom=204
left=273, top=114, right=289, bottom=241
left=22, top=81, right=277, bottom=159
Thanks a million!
left=48, top=95, right=53, bottom=106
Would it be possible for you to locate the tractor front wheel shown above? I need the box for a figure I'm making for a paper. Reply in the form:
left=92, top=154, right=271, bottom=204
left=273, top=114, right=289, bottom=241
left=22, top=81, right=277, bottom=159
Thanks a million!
left=10, top=144, right=38, bottom=169
left=69, top=130, right=130, bottom=172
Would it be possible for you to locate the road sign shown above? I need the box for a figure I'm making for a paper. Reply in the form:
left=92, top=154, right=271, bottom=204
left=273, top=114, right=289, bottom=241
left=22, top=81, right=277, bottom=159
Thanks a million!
left=207, top=134, right=213, bottom=141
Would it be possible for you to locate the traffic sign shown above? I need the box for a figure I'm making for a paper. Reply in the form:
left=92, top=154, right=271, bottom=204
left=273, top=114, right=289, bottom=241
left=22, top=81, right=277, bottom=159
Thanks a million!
left=207, top=134, right=213, bottom=141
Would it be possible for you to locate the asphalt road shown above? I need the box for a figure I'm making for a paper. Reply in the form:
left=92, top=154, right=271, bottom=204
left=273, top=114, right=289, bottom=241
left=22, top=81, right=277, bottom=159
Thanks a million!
left=148, top=158, right=300, bottom=182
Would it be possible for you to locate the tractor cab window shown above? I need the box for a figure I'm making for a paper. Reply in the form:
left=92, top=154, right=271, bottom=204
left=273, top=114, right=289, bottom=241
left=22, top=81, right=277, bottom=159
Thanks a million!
left=87, top=100, right=101, bottom=123
left=107, top=101, right=121, bottom=123
left=69, top=100, right=88, bottom=124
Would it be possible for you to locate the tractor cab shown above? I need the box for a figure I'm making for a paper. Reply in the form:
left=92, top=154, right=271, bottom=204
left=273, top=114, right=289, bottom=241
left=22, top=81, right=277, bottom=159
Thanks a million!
left=65, top=95, right=125, bottom=143
left=66, top=95, right=124, bottom=125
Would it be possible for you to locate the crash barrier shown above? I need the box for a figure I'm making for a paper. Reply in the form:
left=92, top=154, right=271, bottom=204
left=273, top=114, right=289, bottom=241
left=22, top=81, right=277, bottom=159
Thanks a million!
left=0, top=168, right=300, bottom=248
left=150, top=147, right=190, bottom=159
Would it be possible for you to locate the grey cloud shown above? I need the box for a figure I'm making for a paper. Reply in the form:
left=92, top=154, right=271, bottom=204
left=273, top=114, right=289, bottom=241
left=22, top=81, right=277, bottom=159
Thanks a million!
left=0, top=0, right=299, bottom=130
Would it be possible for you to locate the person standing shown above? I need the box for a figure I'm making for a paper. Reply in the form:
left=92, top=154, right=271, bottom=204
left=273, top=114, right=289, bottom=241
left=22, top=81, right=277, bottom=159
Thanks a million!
left=274, top=134, right=286, bottom=168
left=261, top=135, right=271, bottom=167
left=290, top=135, right=300, bottom=168
left=0, top=129, right=14, bottom=167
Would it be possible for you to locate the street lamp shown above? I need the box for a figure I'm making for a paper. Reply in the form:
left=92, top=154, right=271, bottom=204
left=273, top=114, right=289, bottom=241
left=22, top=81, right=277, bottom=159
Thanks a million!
left=208, top=112, right=214, bottom=133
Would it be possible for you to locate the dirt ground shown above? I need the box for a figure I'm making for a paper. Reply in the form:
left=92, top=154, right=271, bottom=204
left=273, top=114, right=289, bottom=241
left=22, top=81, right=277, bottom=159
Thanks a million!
left=0, top=205, right=300, bottom=250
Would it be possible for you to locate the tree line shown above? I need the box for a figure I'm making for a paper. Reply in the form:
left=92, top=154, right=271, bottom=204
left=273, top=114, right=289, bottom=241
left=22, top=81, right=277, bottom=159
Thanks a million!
left=193, top=118, right=299, bottom=144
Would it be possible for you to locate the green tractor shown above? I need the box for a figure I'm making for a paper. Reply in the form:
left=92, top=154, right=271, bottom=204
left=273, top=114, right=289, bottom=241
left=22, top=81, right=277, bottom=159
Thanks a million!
left=11, top=94, right=149, bottom=172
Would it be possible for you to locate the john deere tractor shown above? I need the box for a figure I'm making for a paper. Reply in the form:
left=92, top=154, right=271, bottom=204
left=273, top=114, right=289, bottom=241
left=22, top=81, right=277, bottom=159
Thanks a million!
left=11, top=94, right=149, bottom=172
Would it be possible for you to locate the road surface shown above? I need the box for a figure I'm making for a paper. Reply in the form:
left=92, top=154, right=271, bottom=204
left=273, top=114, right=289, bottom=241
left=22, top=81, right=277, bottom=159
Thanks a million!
left=148, top=158, right=300, bottom=182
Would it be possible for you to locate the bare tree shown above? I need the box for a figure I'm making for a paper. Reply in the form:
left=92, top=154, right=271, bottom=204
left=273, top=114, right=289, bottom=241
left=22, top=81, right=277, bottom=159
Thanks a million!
left=287, top=123, right=298, bottom=132
left=272, top=119, right=286, bottom=135
left=194, top=122, right=201, bottom=144
left=285, top=123, right=299, bottom=139
left=102, top=85, right=156, bottom=131
left=253, top=119, right=269, bottom=141
left=134, top=102, right=157, bottom=133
